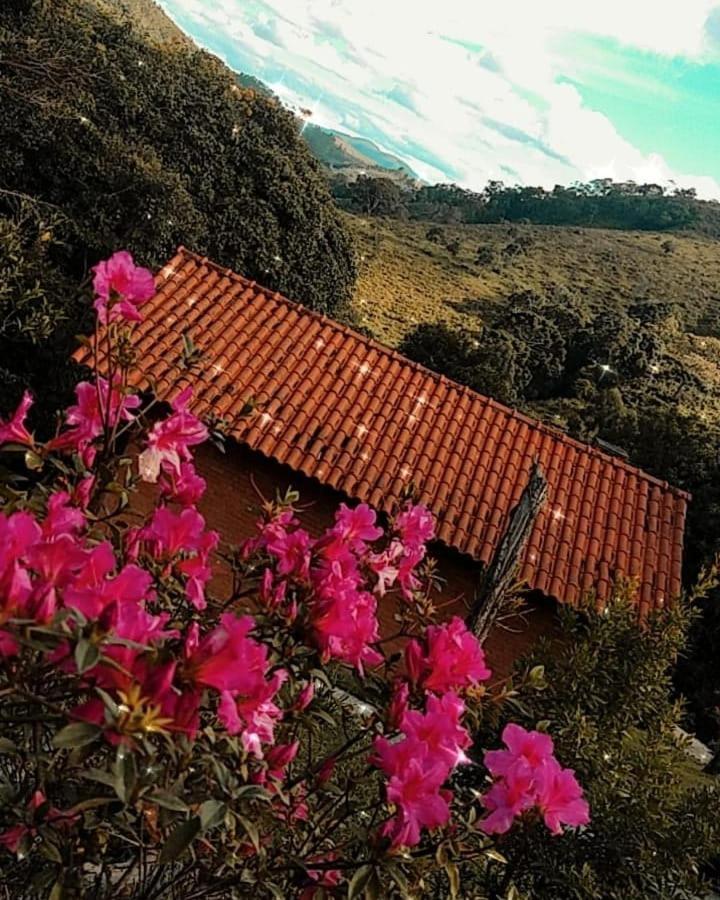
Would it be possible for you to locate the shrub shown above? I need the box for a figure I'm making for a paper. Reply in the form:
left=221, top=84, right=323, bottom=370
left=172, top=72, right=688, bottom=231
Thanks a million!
left=467, top=591, right=720, bottom=899
left=0, top=251, right=589, bottom=898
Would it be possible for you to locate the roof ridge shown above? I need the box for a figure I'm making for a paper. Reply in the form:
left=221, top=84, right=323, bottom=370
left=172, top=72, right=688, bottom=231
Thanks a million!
left=175, top=246, right=690, bottom=502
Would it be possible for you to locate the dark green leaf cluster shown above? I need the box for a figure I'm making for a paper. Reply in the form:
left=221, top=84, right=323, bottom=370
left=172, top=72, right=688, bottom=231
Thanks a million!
left=468, top=596, right=720, bottom=899
left=0, top=0, right=356, bottom=414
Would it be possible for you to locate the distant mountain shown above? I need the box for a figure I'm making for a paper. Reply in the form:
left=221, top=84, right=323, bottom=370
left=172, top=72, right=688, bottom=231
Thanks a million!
left=233, top=75, right=419, bottom=181
left=111, top=6, right=417, bottom=181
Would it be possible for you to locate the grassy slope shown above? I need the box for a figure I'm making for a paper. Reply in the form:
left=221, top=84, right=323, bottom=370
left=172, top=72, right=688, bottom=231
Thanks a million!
left=347, top=214, right=720, bottom=419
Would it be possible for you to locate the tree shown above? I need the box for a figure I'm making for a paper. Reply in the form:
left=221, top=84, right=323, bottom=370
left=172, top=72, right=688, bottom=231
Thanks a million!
left=0, top=0, right=356, bottom=415
left=426, top=225, right=444, bottom=243
left=475, top=245, right=496, bottom=266
left=0, top=248, right=591, bottom=899
left=446, top=237, right=461, bottom=256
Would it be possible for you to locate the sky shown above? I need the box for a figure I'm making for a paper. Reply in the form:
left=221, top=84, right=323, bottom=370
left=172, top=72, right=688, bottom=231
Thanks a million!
left=158, top=0, right=720, bottom=199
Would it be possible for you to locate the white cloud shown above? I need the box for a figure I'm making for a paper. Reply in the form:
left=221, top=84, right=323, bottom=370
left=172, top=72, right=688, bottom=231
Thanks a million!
left=161, top=0, right=720, bottom=198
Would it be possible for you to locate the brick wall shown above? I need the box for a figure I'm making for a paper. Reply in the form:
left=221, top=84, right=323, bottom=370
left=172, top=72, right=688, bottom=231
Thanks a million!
left=162, top=440, right=557, bottom=680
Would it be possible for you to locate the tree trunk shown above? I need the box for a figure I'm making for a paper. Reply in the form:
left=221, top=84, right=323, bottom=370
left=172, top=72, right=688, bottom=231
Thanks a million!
left=467, top=462, right=548, bottom=643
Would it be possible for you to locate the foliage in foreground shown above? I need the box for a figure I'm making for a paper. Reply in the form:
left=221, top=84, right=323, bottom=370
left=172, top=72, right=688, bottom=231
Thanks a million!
left=467, top=592, right=720, bottom=899
left=0, top=252, right=589, bottom=898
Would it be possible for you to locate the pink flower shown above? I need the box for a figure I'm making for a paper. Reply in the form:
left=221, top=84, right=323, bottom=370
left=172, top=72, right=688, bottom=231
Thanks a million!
left=387, top=680, right=409, bottom=729
left=534, top=757, right=590, bottom=835
left=265, top=527, right=313, bottom=580
left=419, top=617, right=491, bottom=694
left=484, top=724, right=554, bottom=778
left=138, top=387, right=207, bottom=483
left=92, top=250, right=155, bottom=324
left=405, top=639, right=424, bottom=686
left=329, top=503, right=383, bottom=550
left=310, top=578, right=382, bottom=672
left=293, top=682, right=315, bottom=712
left=49, top=378, right=140, bottom=466
left=217, top=669, right=286, bottom=757
left=158, top=461, right=206, bottom=506
left=400, top=692, right=472, bottom=769
left=0, top=390, right=34, bottom=447
left=373, top=692, right=471, bottom=848
left=265, top=741, right=300, bottom=779
left=394, top=503, right=435, bottom=550
left=382, top=757, right=452, bottom=848
left=187, top=613, right=281, bottom=697
left=140, top=507, right=218, bottom=610
left=479, top=725, right=589, bottom=836
left=479, top=765, right=535, bottom=835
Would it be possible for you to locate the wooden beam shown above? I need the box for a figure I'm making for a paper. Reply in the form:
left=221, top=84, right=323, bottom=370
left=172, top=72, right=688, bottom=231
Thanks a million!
left=467, top=461, right=548, bottom=642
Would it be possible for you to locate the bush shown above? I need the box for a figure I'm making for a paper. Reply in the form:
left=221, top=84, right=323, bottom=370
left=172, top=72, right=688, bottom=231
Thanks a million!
left=0, top=250, right=591, bottom=898
left=467, top=590, right=720, bottom=899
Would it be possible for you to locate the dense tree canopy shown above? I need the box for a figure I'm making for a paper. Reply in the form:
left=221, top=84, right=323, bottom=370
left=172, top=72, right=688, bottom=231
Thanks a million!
left=334, top=174, right=720, bottom=235
left=0, top=0, right=356, bottom=415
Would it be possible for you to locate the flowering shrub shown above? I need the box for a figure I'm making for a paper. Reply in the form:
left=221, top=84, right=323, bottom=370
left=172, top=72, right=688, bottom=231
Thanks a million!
left=0, top=251, right=588, bottom=898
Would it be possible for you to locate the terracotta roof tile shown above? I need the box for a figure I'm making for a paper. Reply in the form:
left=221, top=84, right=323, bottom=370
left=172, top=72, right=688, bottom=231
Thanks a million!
left=78, top=248, right=690, bottom=612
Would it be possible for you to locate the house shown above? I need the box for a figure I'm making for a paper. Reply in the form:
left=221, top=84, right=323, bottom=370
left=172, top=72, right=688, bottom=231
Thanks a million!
left=82, top=247, right=690, bottom=676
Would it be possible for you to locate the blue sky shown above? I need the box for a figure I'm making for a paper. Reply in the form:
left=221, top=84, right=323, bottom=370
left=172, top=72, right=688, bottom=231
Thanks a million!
left=158, top=0, right=720, bottom=198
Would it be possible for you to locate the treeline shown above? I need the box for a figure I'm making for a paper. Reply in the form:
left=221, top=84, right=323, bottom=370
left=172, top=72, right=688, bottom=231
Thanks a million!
left=332, top=174, right=720, bottom=235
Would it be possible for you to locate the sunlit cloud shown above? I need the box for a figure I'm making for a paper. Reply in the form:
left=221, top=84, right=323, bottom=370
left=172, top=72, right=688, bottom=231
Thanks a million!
left=159, top=0, right=720, bottom=198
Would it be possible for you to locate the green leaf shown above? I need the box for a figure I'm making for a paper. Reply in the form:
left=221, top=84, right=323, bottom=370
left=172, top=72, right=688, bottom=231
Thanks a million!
left=234, top=784, right=272, bottom=804
left=159, top=816, right=201, bottom=864
left=445, top=862, right=460, bottom=898
left=114, top=748, right=137, bottom=803
left=199, top=799, right=226, bottom=830
left=348, top=864, right=375, bottom=899
left=0, top=737, right=18, bottom=754
left=237, top=814, right=260, bottom=853
left=53, top=722, right=101, bottom=749
left=81, top=768, right=116, bottom=788
left=149, top=790, right=189, bottom=813
left=24, top=449, right=43, bottom=471
left=74, top=639, right=100, bottom=674
left=386, top=863, right=410, bottom=897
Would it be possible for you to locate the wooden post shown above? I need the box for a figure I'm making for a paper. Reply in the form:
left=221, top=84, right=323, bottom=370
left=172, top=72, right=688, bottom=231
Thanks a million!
left=467, top=461, right=548, bottom=642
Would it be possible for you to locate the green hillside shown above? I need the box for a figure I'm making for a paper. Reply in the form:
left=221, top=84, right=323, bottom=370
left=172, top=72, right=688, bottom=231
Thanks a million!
left=347, top=214, right=720, bottom=412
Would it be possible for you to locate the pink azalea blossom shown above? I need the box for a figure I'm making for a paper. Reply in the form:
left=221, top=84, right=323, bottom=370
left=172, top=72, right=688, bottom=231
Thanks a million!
left=217, top=669, right=286, bottom=757
left=394, top=503, right=435, bottom=550
left=533, top=757, right=590, bottom=835
left=374, top=691, right=471, bottom=848
left=382, top=757, right=452, bottom=848
left=293, top=681, right=315, bottom=712
left=92, top=250, right=155, bottom=324
left=387, top=680, right=409, bottom=730
left=330, top=502, right=383, bottom=550
left=479, top=725, right=589, bottom=836
left=420, top=617, right=492, bottom=693
left=0, top=390, right=34, bottom=447
left=400, top=692, right=472, bottom=769
left=265, top=526, right=313, bottom=580
left=138, top=387, right=207, bottom=483
left=49, top=378, right=140, bottom=466
left=310, top=575, right=382, bottom=672
left=158, top=461, right=206, bottom=506
left=479, top=765, right=536, bottom=835
left=484, top=723, right=554, bottom=778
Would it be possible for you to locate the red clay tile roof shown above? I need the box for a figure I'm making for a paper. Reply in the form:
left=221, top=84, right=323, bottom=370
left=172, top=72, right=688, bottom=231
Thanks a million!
left=81, top=247, right=689, bottom=613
